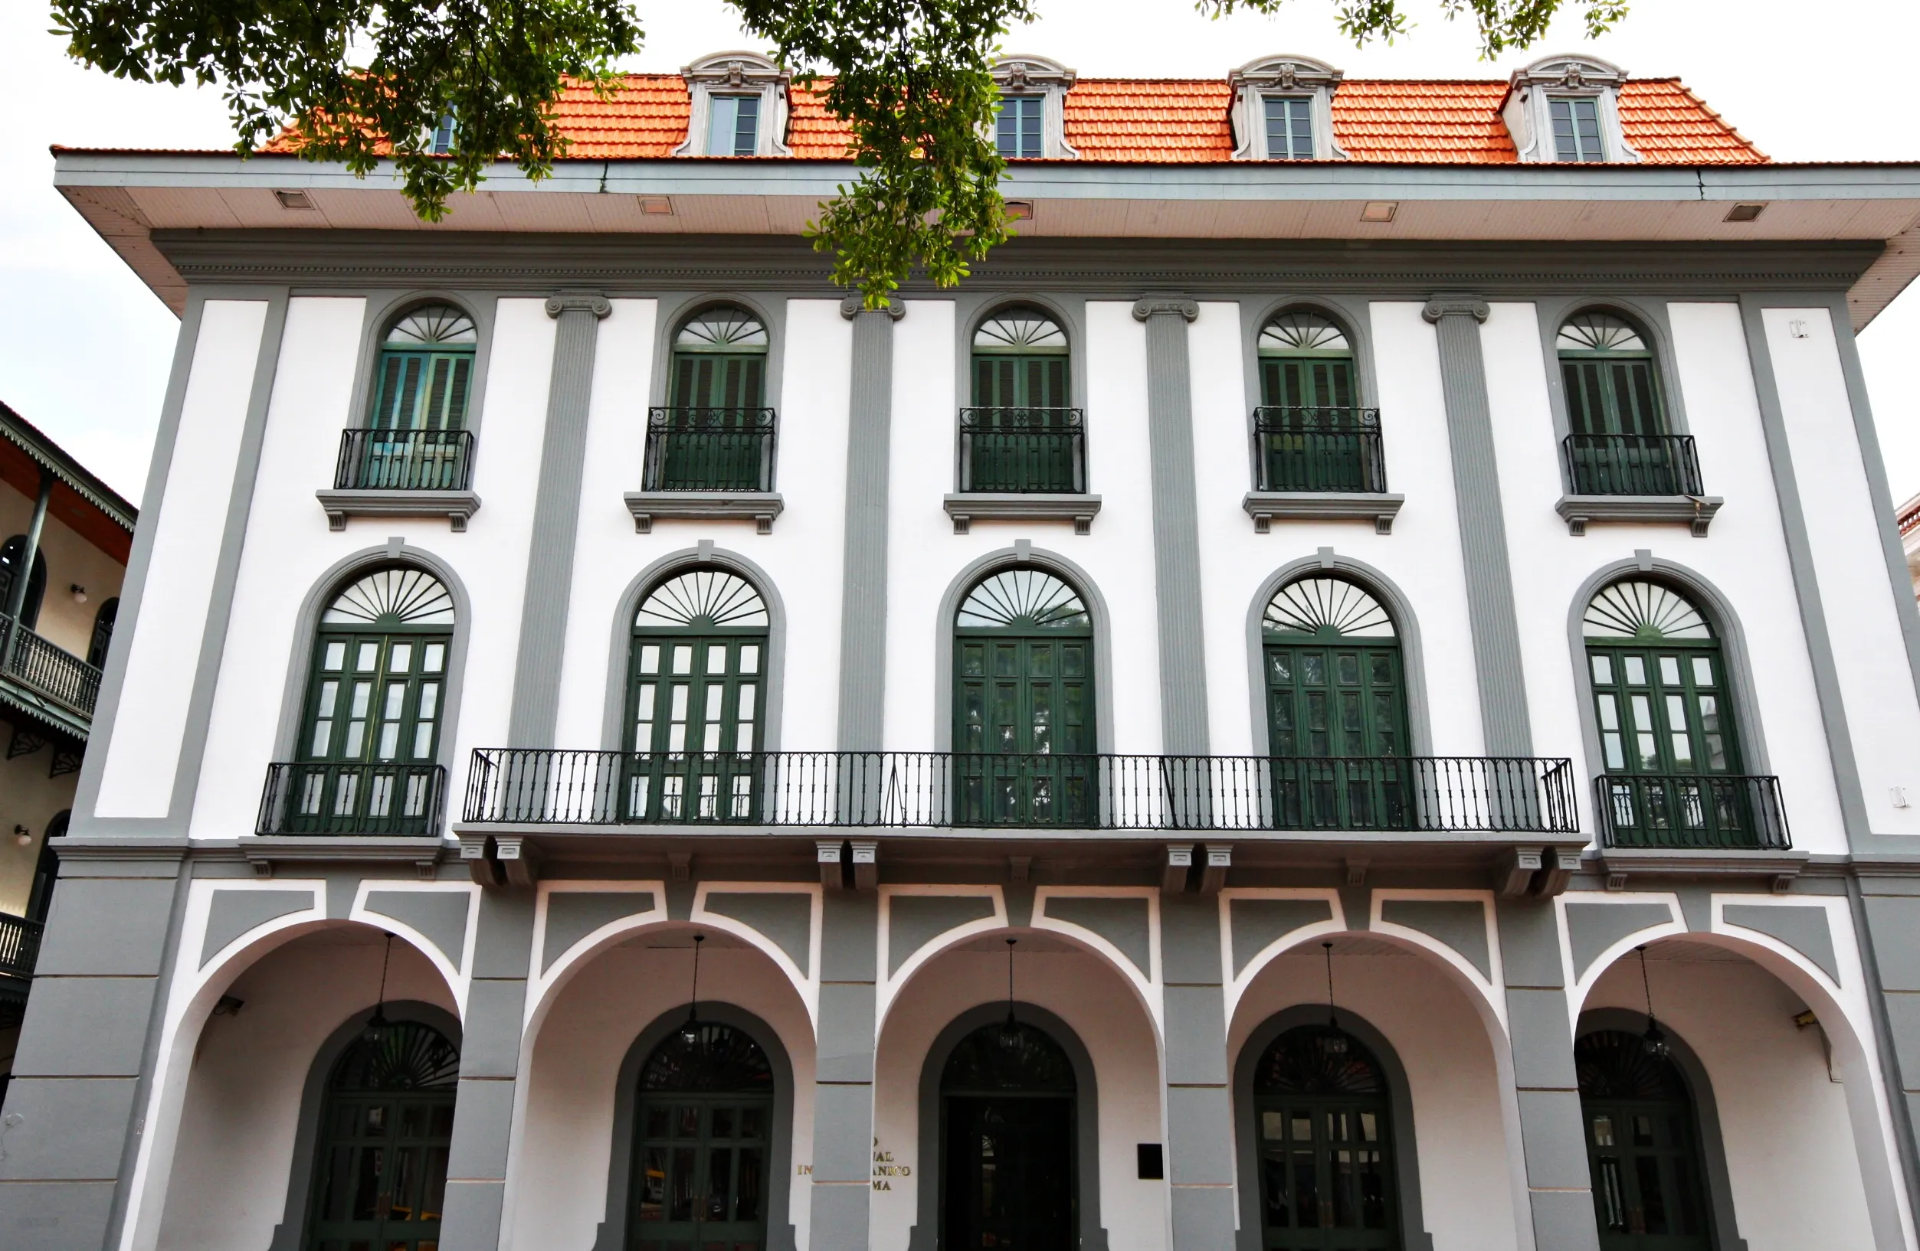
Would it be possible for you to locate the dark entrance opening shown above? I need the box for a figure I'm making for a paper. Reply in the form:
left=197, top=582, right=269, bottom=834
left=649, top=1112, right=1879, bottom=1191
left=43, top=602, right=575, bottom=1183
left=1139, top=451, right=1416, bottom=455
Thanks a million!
left=941, top=1019, right=1077, bottom=1251
left=1252, top=1024, right=1399, bottom=1250
left=1577, top=1029, right=1712, bottom=1251
left=629, top=1021, right=773, bottom=1251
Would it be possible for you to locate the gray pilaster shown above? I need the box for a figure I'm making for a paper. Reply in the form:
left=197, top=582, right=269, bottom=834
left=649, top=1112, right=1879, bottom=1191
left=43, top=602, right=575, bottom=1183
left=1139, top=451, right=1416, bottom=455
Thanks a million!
left=1132, top=297, right=1210, bottom=755
left=507, top=292, right=610, bottom=748
left=810, top=891, right=878, bottom=1249
left=439, top=889, right=535, bottom=1251
left=1496, top=898, right=1601, bottom=1251
left=1160, top=893, right=1236, bottom=1248
left=1423, top=294, right=1532, bottom=755
left=836, top=299, right=902, bottom=752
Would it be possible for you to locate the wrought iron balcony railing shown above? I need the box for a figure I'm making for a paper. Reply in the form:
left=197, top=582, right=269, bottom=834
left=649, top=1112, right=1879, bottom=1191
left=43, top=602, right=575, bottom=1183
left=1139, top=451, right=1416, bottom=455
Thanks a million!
left=0, top=614, right=101, bottom=719
left=1562, top=434, right=1704, bottom=497
left=957, top=408, right=1086, bottom=494
left=1593, top=774, right=1789, bottom=851
left=644, top=407, right=777, bottom=492
left=258, top=762, right=447, bottom=836
left=0, top=912, right=44, bottom=983
left=1253, top=407, right=1388, bottom=494
left=463, top=749, right=1578, bottom=834
left=335, top=428, right=475, bottom=491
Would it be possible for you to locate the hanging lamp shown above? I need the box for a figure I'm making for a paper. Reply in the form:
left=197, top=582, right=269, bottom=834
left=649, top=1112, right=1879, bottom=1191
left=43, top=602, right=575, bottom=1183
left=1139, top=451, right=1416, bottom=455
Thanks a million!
left=680, top=934, right=706, bottom=1044
left=1636, top=945, right=1670, bottom=1058
left=999, top=938, right=1021, bottom=1048
left=1321, top=940, right=1348, bottom=1055
left=363, top=933, right=394, bottom=1045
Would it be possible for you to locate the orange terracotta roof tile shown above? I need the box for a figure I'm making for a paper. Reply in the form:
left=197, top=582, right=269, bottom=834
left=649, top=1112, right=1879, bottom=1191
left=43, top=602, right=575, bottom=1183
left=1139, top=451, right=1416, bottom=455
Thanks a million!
left=1618, top=79, right=1768, bottom=164
left=1332, top=80, right=1516, bottom=164
left=1064, top=79, right=1234, bottom=162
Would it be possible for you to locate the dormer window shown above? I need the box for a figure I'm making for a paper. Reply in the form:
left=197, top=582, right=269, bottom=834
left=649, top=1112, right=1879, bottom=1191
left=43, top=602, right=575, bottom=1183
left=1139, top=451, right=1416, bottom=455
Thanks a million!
left=676, top=51, right=791, bottom=158
left=430, top=114, right=456, bottom=155
left=708, top=95, right=762, bottom=157
left=1504, top=55, right=1639, bottom=164
left=1264, top=98, right=1314, bottom=161
left=1229, top=56, right=1345, bottom=162
left=988, top=56, right=1078, bottom=160
left=997, top=95, right=1045, bottom=159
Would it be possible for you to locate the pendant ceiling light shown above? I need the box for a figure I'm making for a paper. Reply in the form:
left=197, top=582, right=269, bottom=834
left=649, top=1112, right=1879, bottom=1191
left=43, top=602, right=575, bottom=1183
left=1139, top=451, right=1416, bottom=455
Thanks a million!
left=999, top=938, right=1021, bottom=1048
left=363, top=933, right=394, bottom=1045
left=1636, top=945, right=1670, bottom=1058
left=1321, top=940, right=1348, bottom=1054
left=680, top=934, right=706, bottom=1044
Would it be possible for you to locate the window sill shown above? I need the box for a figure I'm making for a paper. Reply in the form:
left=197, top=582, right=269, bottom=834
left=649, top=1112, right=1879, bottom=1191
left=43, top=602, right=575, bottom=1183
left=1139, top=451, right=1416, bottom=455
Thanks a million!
left=1590, top=846, right=1808, bottom=892
left=623, top=491, right=784, bottom=535
left=1556, top=494, right=1722, bottom=537
left=316, top=488, right=481, bottom=533
left=1242, top=491, right=1404, bottom=535
left=943, top=493, right=1102, bottom=535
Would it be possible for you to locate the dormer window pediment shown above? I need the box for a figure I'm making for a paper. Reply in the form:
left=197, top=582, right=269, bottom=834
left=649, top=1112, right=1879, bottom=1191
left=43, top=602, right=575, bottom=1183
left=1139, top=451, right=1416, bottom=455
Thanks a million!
left=1503, top=54, right=1640, bottom=164
left=991, top=55, right=1079, bottom=159
left=1228, top=55, right=1346, bottom=161
left=676, top=50, right=792, bottom=158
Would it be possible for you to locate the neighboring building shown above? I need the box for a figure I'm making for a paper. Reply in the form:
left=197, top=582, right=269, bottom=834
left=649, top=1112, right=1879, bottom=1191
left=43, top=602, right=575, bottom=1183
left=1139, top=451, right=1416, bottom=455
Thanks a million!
left=1898, top=492, right=1920, bottom=601
left=0, top=401, right=133, bottom=1100
left=17, top=47, right=1920, bottom=1251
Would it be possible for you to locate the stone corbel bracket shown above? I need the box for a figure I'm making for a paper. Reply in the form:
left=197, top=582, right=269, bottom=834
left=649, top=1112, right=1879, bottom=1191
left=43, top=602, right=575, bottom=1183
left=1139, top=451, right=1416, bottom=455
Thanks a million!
left=624, top=492, right=785, bottom=535
left=316, top=489, right=482, bottom=533
left=1243, top=491, right=1404, bottom=535
left=944, top=493, right=1101, bottom=535
left=1556, top=494, right=1723, bottom=537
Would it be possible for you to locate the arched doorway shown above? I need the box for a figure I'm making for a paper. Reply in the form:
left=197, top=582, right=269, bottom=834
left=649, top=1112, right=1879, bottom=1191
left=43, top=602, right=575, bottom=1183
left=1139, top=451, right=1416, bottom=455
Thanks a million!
left=941, top=1019, right=1077, bottom=1251
left=1251, top=1024, right=1398, bottom=1249
left=629, top=1021, right=773, bottom=1250
left=1576, top=1029, right=1712, bottom=1251
left=302, top=1020, right=459, bottom=1251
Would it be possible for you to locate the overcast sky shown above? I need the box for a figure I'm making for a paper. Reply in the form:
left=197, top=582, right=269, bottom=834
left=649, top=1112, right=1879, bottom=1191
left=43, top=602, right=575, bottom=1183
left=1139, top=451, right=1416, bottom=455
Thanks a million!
left=6, top=0, right=1920, bottom=506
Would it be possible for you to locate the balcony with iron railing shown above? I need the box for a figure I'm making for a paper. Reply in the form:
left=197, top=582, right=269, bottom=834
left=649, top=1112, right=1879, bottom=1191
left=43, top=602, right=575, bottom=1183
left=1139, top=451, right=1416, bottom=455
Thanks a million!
left=945, top=408, right=1100, bottom=534
left=0, top=911, right=45, bottom=991
left=460, top=749, right=1580, bottom=835
left=1593, top=774, right=1790, bottom=851
left=1556, top=434, right=1722, bottom=536
left=318, top=428, right=482, bottom=531
left=257, top=762, right=447, bottom=836
left=0, top=613, right=101, bottom=728
left=1243, top=408, right=1403, bottom=534
left=626, top=408, right=784, bottom=534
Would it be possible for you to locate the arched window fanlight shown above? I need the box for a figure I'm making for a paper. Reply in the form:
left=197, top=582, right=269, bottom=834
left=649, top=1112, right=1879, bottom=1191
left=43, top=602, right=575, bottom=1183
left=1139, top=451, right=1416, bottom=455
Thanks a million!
left=1582, top=580, right=1710, bottom=641
left=636, top=569, right=770, bottom=629
left=676, top=307, right=769, bottom=353
left=641, top=1020, right=775, bottom=1092
left=957, top=569, right=1090, bottom=631
left=1557, top=312, right=1648, bottom=354
left=330, top=1019, right=462, bottom=1091
left=1263, top=577, right=1395, bottom=639
left=384, top=304, right=477, bottom=347
left=974, top=307, right=1068, bottom=354
left=1259, top=311, right=1350, bottom=355
left=322, top=567, right=456, bottom=628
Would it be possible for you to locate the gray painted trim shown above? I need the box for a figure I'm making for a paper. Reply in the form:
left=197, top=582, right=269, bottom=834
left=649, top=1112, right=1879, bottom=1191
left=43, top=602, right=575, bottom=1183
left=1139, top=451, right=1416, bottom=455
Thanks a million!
left=624, top=492, right=783, bottom=533
left=1576, top=1009, right=1745, bottom=1251
left=507, top=293, right=610, bottom=748
left=1244, top=555, right=1436, bottom=757
left=1135, top=297, right=1210, bottom=755
left=270, top=544, right=477, bottom=791
left=1563, top=559, right=1774, bottom=830
left=931, top=545, right=1118, bottom=753
left=907, top=1001, right=1108, bottom=1251
left=1424, top=294, right=1534, bottom=755
left=590, top=1003, right=797, bottom=1251
left=601, top=547, right=790, bottom=752
left=1242, top=492, right=1403, bottom=534
left=72, top=290, right=210, bottom=837
left=950, top=293, right=1090, bottom=493
left=316, top=489, right=482, bottom=532
left=1232, top=1005, right=1432, bottom=1251
left=648, top=292, right=789, bottom=422
left=268, top=1001, right=463, bottom=1251
left=838, top=309, right=895, bottom=752
left=1554, top=495, right=1722, bottom=537
left=346, top=291, right=499, bottom=447
left=1846, top=871, right=1920, bottom=1232
left=942, top=493, right=1101, bottom=534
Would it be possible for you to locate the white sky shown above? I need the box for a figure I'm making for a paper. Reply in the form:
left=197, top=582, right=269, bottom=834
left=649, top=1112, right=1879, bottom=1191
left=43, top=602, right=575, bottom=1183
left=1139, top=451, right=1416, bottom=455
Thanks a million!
left=5, top=0, right=1920, bottom=505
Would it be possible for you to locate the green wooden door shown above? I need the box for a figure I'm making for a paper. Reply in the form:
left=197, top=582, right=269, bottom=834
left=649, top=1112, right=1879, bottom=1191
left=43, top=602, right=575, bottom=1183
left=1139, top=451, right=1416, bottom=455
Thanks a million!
left=969, top=307, right=1076, bottom=492
left=296, top=632, right=448, bottom=833
left=303, top=1022, right=458, bottom=1251
left=1558, top=313, right=1678, bottom=493
left=662, top=306, right=771, bottom=489
left=364, top=305, right=476, bottom=490
left=940, top=1021, right=1079, bottom=1251
left=1262, top=578, right=1410, bottom=831
left=1257, top=313, right=1370, bottom=492
left=1578, top=1031, right=1712, bottom=1251
left=1253, top=1027, right=1399, bottom=1251
left=629, top=1022, right=774, bottom=1251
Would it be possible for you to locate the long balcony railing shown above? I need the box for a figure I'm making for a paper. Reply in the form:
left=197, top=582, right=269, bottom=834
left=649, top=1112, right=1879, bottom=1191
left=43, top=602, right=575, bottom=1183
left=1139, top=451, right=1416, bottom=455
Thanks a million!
left=0, top=912, right=44, bottom=983
left=643, top=407, right=777, bottom=492
left=463, top=749, right=1579, bottom=834
left=1562, top=434, right=1704, bottom=497
left=335, top=428, right=475, bottom=491
left=957, top=408, right=1086, bottom=494
left=1253, top=407, right=1388, bottom=493
left=258, top=762, right=447, bottom=835
left=1593, top=774, right=1790, bottom=851
left=0, top=615, right=101, bottom=719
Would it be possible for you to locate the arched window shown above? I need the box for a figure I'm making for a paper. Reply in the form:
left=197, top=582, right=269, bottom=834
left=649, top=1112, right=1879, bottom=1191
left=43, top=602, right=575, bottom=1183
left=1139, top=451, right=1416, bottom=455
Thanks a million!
left=1576, top=1029, right=1711, bottom=1250
left=626, top=570, right=770, bottom=823
left=1584, top=580, right=1768, bottom=847
left=965, top=307, right=1080, bottom=493
left=303, top=1020, right=459, bottom=1251
left=954, top=568, right=1094, bottom=826
left=1558, top=313, right=1691, bottom=497
left=652, top=307, right=774, bottom=492
left=631, top=1021, right=773, bottom=1247
left=0, top=536, right=48, bottom=628
left=370, top=305, right=477, bottom=431
left=1252, top=1024, right=1397, bottom=1248
left=1255, top=312, right=1381, bottom=493
left=1263, top=577, right=1410, bottom=831
left=86, top=597, right=118, bottom=669
left=25, top=810, right=66, bottom=925
left=291, top=568, right=455, bottom=833
left=942, top=1020, right=1077, bottom=1251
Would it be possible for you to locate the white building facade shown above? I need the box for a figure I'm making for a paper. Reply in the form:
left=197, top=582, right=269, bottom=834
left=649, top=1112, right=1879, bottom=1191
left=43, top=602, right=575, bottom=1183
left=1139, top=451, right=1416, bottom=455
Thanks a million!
left=10, top=50, right=1920, bottom=1251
